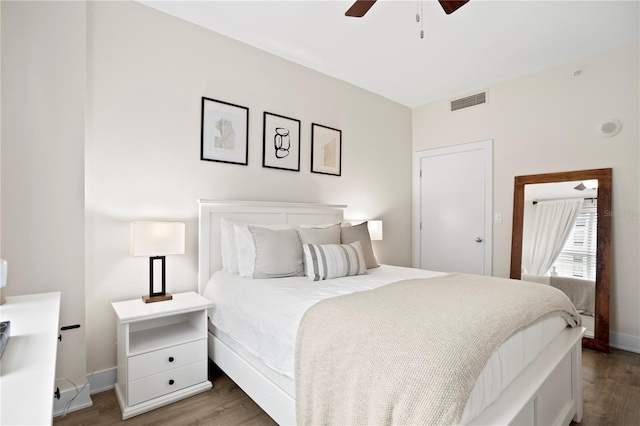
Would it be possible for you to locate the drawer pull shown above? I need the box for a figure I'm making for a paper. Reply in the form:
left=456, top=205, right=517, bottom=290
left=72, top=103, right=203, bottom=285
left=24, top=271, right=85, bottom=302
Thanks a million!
left=168, top=357, right=174, bottom=363
left=169, top=379, right=175, bottom=385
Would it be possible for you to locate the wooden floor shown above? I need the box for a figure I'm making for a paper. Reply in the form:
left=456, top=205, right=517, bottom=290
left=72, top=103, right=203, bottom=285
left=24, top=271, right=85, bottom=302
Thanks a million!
left=54, top=348, right=640, bottom=426
left=53, top=363, right=276, bottom=426
left=571, top=348, right=640, bottom=426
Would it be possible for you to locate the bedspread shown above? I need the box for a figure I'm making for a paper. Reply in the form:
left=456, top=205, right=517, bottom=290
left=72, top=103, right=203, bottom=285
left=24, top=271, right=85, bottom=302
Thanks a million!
left=550, top=275, right=595, bottom=315
left=295, top=273, right=581, bottom=425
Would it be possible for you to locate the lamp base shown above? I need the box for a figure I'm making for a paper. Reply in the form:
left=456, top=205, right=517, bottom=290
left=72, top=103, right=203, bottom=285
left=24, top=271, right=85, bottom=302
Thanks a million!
left=142, top=293, right=173, bottom=304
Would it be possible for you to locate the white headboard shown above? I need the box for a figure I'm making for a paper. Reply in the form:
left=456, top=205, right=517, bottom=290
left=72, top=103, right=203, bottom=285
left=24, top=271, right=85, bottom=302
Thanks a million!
left=197, top=200, right=346, bottom=294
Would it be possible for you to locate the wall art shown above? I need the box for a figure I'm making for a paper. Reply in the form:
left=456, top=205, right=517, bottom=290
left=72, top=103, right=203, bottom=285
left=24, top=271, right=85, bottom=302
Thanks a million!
left=263, top=112, right=301, bottom=171
left=201, top=97, right=249, bottom=165
left=311, top=123, right=341, bottom=176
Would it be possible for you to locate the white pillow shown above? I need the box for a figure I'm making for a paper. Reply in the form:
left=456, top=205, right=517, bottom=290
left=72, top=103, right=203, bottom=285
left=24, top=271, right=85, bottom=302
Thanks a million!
left=220, top=218, right=240, bottom=274
left=303, top=241, right=367, bottom=281
left=235, top=224, right=304, bottom=278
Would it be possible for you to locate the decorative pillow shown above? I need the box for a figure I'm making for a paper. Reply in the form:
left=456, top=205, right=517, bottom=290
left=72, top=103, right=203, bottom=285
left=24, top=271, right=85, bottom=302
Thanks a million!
left=303, top=241, right=367, bottom=281
left=235, top=224, right=304, bottom=278
left=221, top=219, right=293, bottom=274
left=298, top=223, right=341, bottom=229
left=340, top=221, right=379, bottom=269
left=296, top=224, right=341, bottom=245
left=296, top=224, right=341, bottom=275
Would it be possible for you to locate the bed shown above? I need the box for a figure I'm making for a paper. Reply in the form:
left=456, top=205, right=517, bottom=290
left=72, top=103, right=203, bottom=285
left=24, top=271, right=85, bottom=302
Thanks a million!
left=198, top=200, right=586, bottom=425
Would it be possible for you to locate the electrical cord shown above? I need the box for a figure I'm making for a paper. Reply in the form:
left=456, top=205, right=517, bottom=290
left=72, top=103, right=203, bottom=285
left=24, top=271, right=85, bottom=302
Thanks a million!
left=56, top=341, right=117, bottom=417
left=61, top=377, right=81, bottom=416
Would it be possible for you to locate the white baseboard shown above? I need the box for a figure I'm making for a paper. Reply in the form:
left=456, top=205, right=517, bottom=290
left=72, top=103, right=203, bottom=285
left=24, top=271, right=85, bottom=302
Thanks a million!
left=53, top=382, right=93, bottom=417
left=610, top=331, right=640, bottom=354
left=88, top=367, right=117, bottom=394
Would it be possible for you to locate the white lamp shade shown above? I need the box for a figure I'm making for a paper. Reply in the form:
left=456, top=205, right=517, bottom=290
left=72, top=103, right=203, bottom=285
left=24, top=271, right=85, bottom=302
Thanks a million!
left=130, top=222, right=185, bottom=256
left=367, top=220, right=383, bottom=241
left=0, top=259, right=7, bottom=288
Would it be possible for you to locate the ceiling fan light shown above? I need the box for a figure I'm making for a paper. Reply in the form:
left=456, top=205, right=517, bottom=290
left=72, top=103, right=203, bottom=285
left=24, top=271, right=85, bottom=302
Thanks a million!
left=584, top=179, right=599, bottom=190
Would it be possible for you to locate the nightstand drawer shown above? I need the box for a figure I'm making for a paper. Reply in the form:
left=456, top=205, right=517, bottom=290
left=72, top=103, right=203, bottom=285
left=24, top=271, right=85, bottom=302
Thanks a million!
left=128, top=339, right=206, bottom=381
left=128, top=360, right=207, bottom=406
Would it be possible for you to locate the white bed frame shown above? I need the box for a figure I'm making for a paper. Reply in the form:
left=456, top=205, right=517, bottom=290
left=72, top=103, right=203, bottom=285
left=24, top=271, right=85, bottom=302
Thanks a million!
left=198, top=200, right=586, bottom=426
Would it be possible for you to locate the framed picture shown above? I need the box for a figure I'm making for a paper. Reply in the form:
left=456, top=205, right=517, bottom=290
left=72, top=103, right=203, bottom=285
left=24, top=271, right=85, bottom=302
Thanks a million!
left=201, top=97, right=249, bottom=165
left=311, top=123, right=342, bottom=176
left=263, top=112, right=301, bottom=172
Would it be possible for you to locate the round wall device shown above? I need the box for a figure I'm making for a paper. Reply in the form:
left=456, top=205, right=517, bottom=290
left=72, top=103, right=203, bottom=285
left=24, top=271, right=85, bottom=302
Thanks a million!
left=597, top=119, right=622, bottom=138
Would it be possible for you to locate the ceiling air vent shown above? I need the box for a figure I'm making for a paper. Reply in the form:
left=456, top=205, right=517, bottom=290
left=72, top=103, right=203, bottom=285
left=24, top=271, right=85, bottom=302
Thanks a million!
left=450, top=91, right=487, bottom=112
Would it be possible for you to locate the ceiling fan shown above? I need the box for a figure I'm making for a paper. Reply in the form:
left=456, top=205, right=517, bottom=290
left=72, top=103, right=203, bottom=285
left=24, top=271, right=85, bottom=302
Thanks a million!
left=345, top=0, right=469, bottom=17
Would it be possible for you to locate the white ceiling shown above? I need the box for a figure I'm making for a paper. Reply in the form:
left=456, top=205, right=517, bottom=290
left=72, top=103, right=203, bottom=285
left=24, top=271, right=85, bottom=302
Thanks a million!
left=140, top=0, right=639, bottom=108
left=525, top=180, right=598, bottom=201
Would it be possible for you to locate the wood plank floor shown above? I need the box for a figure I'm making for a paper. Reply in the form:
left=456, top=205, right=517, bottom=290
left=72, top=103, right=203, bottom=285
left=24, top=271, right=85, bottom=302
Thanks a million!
left=53, top=363, right=276, bottom=426
left=571, top=348, right=640, bottom=426
left=54, top=348, right=640, bottom=426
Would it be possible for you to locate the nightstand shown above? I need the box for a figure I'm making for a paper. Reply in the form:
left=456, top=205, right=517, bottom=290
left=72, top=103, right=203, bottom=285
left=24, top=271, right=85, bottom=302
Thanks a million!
left=112, top=291, right=213, bottom=419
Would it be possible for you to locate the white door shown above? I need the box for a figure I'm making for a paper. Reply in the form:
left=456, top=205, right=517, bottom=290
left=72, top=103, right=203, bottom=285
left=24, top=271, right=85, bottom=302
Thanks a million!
left=413, top=141, right=492, bottom=275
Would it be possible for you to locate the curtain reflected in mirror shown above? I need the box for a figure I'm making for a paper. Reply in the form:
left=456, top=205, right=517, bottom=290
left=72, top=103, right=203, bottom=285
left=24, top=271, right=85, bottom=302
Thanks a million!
left=511, top=169, right=611, bottom=353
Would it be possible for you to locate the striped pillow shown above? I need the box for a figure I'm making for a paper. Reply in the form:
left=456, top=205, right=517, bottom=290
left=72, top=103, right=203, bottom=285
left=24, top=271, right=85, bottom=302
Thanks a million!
left=303, top=241, right=367, bottom=281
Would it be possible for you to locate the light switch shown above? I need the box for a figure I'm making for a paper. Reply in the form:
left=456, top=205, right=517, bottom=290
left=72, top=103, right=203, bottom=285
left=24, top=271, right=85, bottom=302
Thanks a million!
left=494, top=213, right=503, bottom=224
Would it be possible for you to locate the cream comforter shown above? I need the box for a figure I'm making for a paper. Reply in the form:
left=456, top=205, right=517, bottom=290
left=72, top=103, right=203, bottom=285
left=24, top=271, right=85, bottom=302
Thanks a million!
left=295, top=273, right=581, bottom=425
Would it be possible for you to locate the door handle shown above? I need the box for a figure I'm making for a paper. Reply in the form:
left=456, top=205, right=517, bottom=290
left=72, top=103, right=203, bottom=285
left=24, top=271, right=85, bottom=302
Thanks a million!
left=475, top=237, right=483, bottom=243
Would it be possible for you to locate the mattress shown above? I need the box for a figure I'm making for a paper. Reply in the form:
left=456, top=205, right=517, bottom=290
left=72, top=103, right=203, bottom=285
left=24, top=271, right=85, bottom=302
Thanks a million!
left=203, top=265, right=569, bottom=424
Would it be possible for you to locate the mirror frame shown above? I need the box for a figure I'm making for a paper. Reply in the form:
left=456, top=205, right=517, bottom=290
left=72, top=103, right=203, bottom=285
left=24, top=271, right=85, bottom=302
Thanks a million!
left=510, top=168, right=611, bottom=352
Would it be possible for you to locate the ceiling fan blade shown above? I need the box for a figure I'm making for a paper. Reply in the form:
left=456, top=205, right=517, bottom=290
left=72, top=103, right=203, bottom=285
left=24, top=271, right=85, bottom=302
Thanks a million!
left=345, top=0, right=377, bottom=17
left=438, top=0, right=470, bottom=15
left=574, top=183, right=587, bottom=191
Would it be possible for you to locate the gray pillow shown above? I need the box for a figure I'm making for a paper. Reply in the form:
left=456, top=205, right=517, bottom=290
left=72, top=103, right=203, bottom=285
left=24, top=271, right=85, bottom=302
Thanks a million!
left=296, top=224, right=341, bottom=245
left=340, top=222, right=379, bottom=269
left=239, top=225, right=304, bottom=278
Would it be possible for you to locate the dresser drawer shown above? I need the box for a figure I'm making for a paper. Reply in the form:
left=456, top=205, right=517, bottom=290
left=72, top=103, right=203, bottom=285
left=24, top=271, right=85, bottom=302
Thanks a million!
left=128, top=339, right=206, bottom=381
left=128, top=360, right=208, bottom=406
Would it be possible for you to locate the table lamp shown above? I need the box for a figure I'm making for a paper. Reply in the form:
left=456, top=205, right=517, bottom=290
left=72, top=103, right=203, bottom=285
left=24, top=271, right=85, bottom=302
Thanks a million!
left=0, top=259, right=7, bottom=305
left=367, top=220, right=383, bottom=241
left=130, top=222, right=185, bottom=303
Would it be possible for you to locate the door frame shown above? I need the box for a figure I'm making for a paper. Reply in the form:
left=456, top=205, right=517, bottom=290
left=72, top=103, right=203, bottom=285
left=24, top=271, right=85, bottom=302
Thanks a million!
left=413, top=140, right=493, bottom=275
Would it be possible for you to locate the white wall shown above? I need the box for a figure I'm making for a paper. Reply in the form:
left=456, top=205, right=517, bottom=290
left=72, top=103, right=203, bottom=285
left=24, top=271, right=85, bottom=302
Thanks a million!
left=413, top=43, right=640, bottom=347
left=85, top=1, right=413, bottom=372
left=1, top=1, right=87, bottom=390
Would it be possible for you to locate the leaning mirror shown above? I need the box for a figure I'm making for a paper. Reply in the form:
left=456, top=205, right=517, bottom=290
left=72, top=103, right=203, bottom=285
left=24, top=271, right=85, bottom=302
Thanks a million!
left=510, top=168, right=611, bottom=352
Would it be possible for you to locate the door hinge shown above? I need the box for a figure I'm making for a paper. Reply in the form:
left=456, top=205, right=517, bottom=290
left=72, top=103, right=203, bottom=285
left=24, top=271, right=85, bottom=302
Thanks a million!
left=420, top=170, right=422, bottom=178
left=420, top=222, right=422, bottom=230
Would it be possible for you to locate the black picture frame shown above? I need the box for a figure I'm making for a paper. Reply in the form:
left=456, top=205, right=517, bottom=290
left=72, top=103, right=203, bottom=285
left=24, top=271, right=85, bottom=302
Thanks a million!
left=311, top=123, right=342, bottom=176
left=200, top=97, right=249, bottom=165
left=262, top=112, right=301, bottom=172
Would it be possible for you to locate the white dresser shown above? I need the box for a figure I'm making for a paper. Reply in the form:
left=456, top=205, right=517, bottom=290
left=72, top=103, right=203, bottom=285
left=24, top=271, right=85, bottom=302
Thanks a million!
left=112, top=292, right=213, bottom=419
left=0, top=292, right=61, bottom=426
